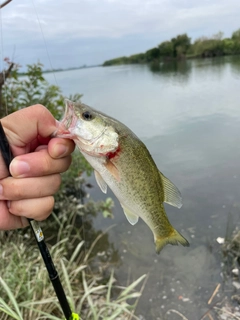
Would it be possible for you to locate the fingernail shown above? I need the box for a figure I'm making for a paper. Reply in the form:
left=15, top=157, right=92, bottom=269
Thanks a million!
left=0, top=184, right=3, bottom=195
left=54, top=144, right=68, bottom=158
left=10, top=159, right=30, bottom=177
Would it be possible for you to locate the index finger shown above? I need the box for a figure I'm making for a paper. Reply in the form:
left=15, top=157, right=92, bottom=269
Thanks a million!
left=1, top=105, right=57, bottom=153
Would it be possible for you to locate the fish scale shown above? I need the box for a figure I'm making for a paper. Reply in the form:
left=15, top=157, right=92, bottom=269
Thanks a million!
left=55, top=100, right=189, bottom=254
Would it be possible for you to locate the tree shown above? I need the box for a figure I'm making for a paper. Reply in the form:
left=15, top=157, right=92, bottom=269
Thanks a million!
left=158, top=41, right=174, bottom=57
left=145, top=48, right=160, bottom=62
left=171, top=33, right=191, bottom=57
left=232, top=28, right=240, bottom=54
left=232, top=28, right=240, bottom=41
left=128, top=53, right=145, bottom=64
left=213, top=31, right=224, bottom=40
left=222, top=38, right=235, bottom=55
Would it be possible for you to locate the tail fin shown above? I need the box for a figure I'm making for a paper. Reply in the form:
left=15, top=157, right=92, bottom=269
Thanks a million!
left=155, top=229, right=189, bottom=254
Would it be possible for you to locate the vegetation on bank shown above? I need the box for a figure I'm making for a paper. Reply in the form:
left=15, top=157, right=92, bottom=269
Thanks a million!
left=0, top=60, right=83, bottom=119
left=0, top=62, right=146, bottom=319
left=0, top=209, right=146, bottom=320
left=103, top=28, right=240, bottom=66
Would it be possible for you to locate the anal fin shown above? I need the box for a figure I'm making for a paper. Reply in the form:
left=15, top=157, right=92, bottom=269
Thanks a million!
left=94, top=170, right=107, bottom=194
left=121, top=204, right=139, bottom=225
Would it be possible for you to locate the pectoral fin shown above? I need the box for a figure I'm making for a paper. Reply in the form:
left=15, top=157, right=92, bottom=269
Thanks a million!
left=94, top=170, right=107, bottom=194
left=105, top=160, right=120, bottom=181
left=121, top=205, right=139, bottom=225
left=159, top=171, right=182, bottom=208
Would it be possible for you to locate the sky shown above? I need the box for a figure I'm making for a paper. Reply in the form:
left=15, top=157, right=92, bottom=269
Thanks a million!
left=1, top=0, right=240, bottom=70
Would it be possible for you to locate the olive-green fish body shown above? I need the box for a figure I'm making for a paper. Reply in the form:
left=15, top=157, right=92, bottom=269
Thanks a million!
left=56, top=100, right=189, bottom=254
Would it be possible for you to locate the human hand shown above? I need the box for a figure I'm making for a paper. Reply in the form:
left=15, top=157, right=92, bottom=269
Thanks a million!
left=0, top=105, right=75, bottom=230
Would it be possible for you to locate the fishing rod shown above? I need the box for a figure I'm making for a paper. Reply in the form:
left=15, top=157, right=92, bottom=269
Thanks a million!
left=0, top=122, right=80, bottom=320
left=0, top=2, right=79, bottom=318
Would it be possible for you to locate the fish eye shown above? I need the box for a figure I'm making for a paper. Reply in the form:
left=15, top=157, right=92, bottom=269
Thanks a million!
left=82, top=111, right=93, bottom=121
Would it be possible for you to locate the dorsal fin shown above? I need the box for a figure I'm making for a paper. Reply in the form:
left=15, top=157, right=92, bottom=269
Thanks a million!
left=159, top=171, right=182, bottom=208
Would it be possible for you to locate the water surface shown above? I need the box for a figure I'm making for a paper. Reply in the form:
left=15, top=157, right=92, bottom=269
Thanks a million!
left=45, top=56, right=240, bottom=319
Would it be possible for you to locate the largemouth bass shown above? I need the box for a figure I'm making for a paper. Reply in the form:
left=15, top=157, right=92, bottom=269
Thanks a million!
left=55, top=100, right=189, bottom=254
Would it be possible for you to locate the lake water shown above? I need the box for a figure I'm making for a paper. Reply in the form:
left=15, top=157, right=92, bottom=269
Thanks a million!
left=45, top=57, right=240, bottom=319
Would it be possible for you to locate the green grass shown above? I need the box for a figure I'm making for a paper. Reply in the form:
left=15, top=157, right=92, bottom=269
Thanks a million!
left=0, top=213, right=146, bottom=320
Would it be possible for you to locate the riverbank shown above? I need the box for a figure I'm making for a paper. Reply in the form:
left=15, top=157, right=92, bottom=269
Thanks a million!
left=103, top=29, right=240, bottom=67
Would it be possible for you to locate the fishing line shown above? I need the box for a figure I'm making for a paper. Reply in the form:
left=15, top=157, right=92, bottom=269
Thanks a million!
left=31, top=0, right=58, bottom=87
left=31, top=0, right=87, bottom=259
left=32, top=0, right=88, bottom=261
left=30, top=3, right=83, bottom=316
left=0, top=2, right=80, bottom=319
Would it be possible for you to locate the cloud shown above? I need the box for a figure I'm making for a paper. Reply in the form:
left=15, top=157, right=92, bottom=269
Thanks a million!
left=0, top=0, right=240, bottom=68
left=3, top=0, right=240, bottom=39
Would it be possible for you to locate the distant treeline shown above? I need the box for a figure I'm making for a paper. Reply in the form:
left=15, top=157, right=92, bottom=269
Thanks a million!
left=103, top=29, right=240, bottom=66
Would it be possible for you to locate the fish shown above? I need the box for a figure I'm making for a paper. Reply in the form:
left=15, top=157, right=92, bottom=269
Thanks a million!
left=55, top=100, right=189, bottom=254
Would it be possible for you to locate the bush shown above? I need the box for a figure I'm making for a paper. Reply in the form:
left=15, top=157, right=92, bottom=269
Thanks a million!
left=1, top=61, right=82, bottom=119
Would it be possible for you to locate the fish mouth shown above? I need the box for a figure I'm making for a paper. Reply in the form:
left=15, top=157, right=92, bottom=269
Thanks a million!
left=61, top=99, right=77, bottom=131
left=54, top=100, right=110, bottom=151
left=63, top=100, right=108, bottom=145
left=52, top=100, right=78, bottom=138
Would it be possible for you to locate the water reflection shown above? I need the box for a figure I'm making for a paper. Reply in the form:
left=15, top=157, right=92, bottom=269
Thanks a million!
left=84, top=111, right=240, bottom=318
left=150, top=59, right=190, bottom=74
left=149, top=59, right=191, bottom=85
left=230, top=55, right=240, bottom=76
left=46, top=55, right=240, bottom=319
